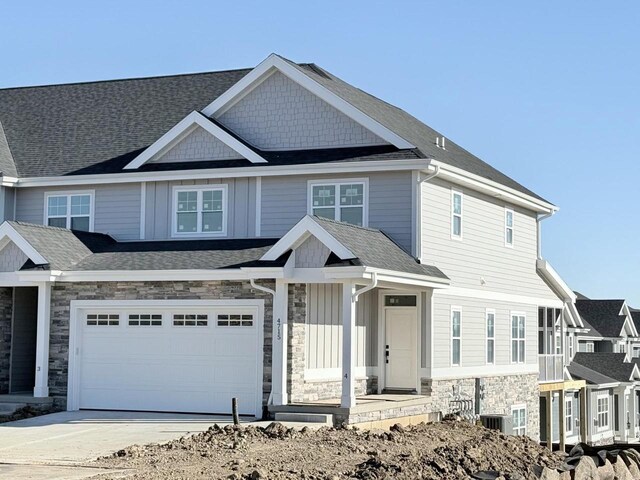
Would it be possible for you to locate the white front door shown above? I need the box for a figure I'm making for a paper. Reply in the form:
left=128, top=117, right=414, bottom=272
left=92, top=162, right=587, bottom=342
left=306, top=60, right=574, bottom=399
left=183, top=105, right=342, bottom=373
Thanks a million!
left=385, top=307, right=417, bottom=390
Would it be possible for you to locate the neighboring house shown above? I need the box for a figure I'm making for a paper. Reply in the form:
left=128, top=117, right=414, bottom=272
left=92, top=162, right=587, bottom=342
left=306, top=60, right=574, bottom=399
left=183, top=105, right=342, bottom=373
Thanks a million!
left=0, top=54, right=570, bottom=434
left=574, top=299, right=639, bottom=357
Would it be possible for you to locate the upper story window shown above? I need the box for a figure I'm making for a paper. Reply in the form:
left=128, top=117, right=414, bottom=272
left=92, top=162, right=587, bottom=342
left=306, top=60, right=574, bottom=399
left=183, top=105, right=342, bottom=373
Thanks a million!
left=451, top=307, right=462, bottom=366
left=173, top=185, right=227, bottom=237
left=45, top=192, right=93, bottom=231
left=511, top=312, right=526, bottom=363
left=308, top=180, right=367, bottom=227
left=505, top=208, right=514, bottom=246
left=486, top=309, right=495, bottom=364
left=451, top=190, right=463, bottom=239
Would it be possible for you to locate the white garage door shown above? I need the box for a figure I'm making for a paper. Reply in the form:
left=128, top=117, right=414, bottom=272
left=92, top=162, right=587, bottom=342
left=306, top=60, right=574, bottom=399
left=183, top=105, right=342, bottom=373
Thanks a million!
left=76, top=304, right=261, bottom=416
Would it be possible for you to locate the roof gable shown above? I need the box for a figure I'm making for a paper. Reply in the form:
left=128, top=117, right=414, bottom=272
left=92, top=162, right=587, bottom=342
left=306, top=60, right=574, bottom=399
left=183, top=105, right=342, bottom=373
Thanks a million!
left=575, top=299, right=634, bottom=338
left=203, top=54, right=413, bottom=150
left=572, top=352, right=640, bottom=383
left=124, top=112, right=267, bottom=169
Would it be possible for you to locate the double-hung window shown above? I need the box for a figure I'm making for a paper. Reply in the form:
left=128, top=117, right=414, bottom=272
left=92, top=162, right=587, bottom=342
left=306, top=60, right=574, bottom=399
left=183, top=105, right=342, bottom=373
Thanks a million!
left=451, top=307, right=462, bottom=366
left=173, top=186, right=227, bottom=236
left=565, top=397, right=573, bottom=434
left=505, top=208, right=514, bottom=246
left=451, top=190, right=463, bottom=239
left=45, top=192, right=93, bottom=231
left=309, top=180, right=366, bottom=226
left=486, top=309, right=495, bottom=364
left=512, top=405, right=527, bottom=435
left=597, top=395, right=609, bottom=429
left=511, top=313, right=526, bottom=363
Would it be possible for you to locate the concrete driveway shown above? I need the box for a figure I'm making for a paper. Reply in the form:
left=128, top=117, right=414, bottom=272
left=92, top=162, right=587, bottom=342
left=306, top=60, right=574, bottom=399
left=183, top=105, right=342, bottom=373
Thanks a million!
left=0, top=410, right=254, bottom=479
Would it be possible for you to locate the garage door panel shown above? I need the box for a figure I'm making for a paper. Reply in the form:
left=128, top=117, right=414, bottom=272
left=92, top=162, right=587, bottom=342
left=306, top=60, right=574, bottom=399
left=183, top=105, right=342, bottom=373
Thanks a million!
left=78, top=306, right=260, bottom=415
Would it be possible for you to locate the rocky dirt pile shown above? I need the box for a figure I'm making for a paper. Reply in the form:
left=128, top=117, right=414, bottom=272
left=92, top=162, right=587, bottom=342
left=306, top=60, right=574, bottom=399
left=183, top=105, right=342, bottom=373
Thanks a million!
left=94, top=419, right=566, bottom=479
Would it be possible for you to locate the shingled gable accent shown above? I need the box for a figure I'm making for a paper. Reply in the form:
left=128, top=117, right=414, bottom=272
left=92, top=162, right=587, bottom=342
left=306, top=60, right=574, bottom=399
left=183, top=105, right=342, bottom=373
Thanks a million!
left=201, top=54, right=414, bottom=150
left=0, top=222, right=48, bottom=266
left=124, top=111, right=268, bottom=169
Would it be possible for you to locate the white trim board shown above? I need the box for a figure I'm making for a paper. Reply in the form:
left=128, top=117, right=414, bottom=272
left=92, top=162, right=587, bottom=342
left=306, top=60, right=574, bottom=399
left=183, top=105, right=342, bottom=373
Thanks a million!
left=0, top=223, right=48, bottom=265
left=124, top=111, right=268, bottom=170
left=202, top=54, right=414, bottom=150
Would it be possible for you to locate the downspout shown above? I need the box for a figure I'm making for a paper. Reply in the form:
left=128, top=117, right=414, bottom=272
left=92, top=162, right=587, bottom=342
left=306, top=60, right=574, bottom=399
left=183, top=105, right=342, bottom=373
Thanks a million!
left=352, top=272, right=378, bottom=301
left=250, top=278, right=277, bottom=405
left=420, top=163, right=441, bottom=185
left=536, top=211, right=555, bottom=260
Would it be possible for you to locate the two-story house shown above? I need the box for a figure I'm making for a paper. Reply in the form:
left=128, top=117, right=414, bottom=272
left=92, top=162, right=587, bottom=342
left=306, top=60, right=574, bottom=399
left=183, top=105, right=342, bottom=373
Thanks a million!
left=0, top=54, right=573, bottom=434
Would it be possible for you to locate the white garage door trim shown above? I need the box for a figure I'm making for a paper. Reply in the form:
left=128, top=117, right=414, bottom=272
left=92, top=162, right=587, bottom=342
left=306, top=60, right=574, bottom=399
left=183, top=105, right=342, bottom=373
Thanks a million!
left=67, top=299, right=265, bottom=416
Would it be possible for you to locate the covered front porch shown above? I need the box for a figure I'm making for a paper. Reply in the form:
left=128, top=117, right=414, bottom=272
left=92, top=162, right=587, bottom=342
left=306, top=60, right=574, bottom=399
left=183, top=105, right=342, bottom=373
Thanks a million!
left=260, top=216, right=450, bottom=426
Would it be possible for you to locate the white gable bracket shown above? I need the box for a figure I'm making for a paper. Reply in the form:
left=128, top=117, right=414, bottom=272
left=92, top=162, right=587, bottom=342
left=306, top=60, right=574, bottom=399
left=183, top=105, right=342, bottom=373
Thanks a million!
left=0, top=223, right=48, bottom=266
left=202, top=54, right=415, bottom=150
left=261, top=216, right=355, bottom=261
left=124, top=111, right=268, bottom=170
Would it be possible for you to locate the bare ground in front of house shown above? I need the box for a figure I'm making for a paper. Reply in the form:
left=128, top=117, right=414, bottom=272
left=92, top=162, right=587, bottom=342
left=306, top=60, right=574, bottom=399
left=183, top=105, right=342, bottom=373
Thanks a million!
left=91, top=419, right=565, bottom=480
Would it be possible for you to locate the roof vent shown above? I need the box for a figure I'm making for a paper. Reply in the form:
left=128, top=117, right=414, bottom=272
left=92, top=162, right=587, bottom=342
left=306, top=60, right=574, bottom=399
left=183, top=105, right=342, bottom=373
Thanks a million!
left=435, top=136, right=447, bottom=150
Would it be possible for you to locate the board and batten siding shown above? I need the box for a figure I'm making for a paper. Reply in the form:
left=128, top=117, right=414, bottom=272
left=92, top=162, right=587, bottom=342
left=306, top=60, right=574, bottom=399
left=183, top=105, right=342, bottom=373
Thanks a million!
left=15, top=184, right=141, bottom=240
left=305, top=284, right=378, bottom=370
left=421, top=177, right=558, bottom=301
left=262, top=171, right=413, bottom=251
left=432, top=293, right=538, bottom=371
left=144, top=178, right=257, bottom=240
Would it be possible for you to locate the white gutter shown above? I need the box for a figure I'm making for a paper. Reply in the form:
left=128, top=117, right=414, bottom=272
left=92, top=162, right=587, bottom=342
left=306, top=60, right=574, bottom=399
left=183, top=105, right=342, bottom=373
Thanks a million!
left=249, top=278, right=276, bottom=297
left=352, top=272, right=378, bottom=301
left=536, top=212, right=555, bottom=259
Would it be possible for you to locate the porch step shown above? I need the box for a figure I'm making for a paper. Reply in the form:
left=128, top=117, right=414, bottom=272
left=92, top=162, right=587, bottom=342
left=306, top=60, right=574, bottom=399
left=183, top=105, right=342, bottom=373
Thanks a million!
left=274, top=412, right=333, bottom=425
left=0, top=402, right=28, bottom=415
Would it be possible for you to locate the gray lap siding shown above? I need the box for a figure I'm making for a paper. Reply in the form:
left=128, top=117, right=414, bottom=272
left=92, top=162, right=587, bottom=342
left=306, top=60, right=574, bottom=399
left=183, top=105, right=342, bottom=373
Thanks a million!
left=47, top=280, right=279, bottom=409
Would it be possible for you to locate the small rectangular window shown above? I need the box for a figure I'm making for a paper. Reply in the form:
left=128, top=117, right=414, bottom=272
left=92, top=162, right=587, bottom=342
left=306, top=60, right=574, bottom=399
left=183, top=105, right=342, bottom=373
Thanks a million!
left=451, top=308, right=461, bottom=366
left=451, top=191, right=463, bottom=239
left=173, top=314, right=208, bottom=326
left=597, top=396, right=609, bottom=429
left=46, top=192, right=93, bottom=231
left=86, top=313, right=119, bottom=326
left=217, top=313, right=254, bottom=327
left=384, top=295, right=417, bottom=307
left=309, top=181, right=366, bottom=226
left=128, top=313, right=162, bottom=326
left=512, top=406, right=527, bottom=435
left=511, top=313, right=526, bottom=363
left=505, top=208, right=514, bottom=246
left=486, top=310, right=495, bottom=364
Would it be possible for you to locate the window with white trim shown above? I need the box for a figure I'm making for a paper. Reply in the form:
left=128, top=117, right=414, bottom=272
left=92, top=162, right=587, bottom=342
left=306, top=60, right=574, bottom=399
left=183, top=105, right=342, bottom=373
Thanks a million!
left=86, top=313, right=119, bottom=326
left=597, top=395, right=609, bottom=429
left=173, top=314, right=209, bottom=326
left=565, top=397, right=573, bottom=434
left=567, top=335, right=574, bottom=359
left=217, top=313, right=254, bottom=327
left=309, top=181, right=366, bottom=226
left=511, top=313, right=526, bottom=363
left=505, top=208, right=514, bottom=246
left=451, top=190, right=463, bottom=238
left=46, top=193, right=92, bottom=231
left=174, top=186, right=226, bottom=236
left=451, top=308, right=462, bottom=366
left=512, top=405, right=527, bottom=435
left=128, top=314, right=163, bottom=326
left=486, top=309, right=495, bottom=364
left=586, top=342, right=594, bottom=353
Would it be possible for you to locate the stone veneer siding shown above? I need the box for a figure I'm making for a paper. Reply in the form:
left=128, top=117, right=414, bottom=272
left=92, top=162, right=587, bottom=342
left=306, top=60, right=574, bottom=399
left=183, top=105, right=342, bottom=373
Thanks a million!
left=0, top=287, right=13, bottom=393
left=422, top=373, right=540, bottom=441
left=48, top=281, right=277, bottom=409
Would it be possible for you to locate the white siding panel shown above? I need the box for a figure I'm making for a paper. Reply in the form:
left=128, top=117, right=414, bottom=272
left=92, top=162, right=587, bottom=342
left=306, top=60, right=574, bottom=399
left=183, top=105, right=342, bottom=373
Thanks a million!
left=422, top=177, right=559, bottom=300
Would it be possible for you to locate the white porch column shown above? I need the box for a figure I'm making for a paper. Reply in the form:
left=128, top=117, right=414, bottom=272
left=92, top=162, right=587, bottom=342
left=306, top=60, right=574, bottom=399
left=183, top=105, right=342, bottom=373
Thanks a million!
left=33, top=282, right=51, bottom=398
left=271, top=279, right=288, bottom=406
left=341, top=282, right=357, bottom=409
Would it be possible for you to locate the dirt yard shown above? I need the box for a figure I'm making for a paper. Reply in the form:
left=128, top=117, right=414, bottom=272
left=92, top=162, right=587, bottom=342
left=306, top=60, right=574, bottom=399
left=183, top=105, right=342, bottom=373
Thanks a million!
left=93, top=418, right=564, bottom=480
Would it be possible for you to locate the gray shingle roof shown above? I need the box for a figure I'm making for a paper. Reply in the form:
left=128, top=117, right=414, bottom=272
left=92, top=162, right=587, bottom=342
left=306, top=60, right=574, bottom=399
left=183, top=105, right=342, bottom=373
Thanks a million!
left=312, top=216, right=448, bottom=280
left=572, top=352, right=637, bottom=383
left=0, top=121, right=17, bottom=177
left=0, top=57, right=551, bottom=206
left=567, top=362, right=618, bottom=385
left=575, top=299, right=627, bottom=338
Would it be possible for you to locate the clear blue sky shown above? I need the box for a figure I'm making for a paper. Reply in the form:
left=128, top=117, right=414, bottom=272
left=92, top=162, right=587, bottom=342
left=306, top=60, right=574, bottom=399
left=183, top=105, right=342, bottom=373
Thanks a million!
left=2, top=2, right=639, bottom=303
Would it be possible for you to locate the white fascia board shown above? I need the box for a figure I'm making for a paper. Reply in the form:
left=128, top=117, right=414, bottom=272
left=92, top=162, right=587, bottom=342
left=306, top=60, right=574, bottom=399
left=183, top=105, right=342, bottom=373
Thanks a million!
left=621, top=303, right=640, bottom=337
left=202, top=54, right=414, bottom=150
left=14, top=158, right=431, bottom=188
left=0, top=222, right=48, bottom=265
left=536, top=259, right=577, bottom=303
left=260, top=216, right=355, bottom=261
left=586, top=383, right=620, bottom=390
left=430, top=161, right=557, bottom=214
left=124, top=111, right=267, bottom=169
